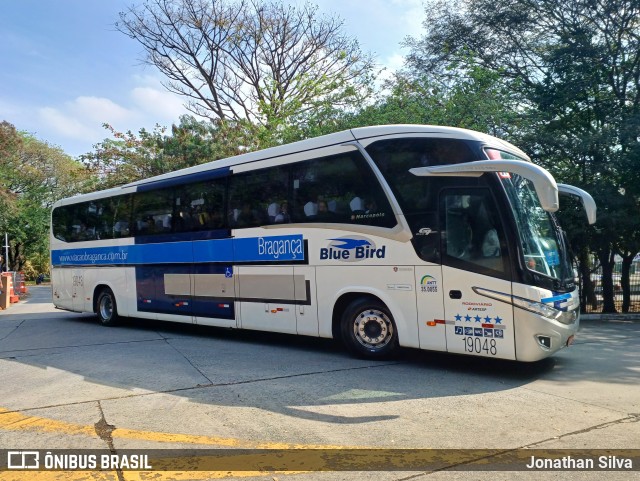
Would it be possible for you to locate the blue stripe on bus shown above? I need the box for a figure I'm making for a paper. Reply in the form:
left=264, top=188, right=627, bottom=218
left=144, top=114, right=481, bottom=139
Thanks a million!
left=540, top=293, right=572, bottom=304
left=51, top=234, right=305, bottom=266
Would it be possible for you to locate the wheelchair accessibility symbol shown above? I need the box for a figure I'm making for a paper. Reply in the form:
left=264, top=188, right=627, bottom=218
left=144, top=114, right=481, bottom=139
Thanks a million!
left=224, top=267, right=233, bottom=278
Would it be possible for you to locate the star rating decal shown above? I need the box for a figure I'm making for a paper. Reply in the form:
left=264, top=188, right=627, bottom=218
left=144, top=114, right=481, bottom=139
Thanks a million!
left=454, top=314, right=504, bottom=324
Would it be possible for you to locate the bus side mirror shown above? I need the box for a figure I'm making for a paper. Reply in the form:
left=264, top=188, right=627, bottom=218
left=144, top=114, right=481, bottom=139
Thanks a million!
left=557, top=184, right=597, bottom=224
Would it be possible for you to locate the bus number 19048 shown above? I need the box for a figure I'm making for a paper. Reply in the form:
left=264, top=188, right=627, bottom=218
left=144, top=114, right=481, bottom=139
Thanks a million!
left=462, top=337, right=497, bottom=355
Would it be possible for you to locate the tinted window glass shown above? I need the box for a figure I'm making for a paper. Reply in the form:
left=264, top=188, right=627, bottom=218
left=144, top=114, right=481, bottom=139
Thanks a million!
left=112, top=195, right=133, bottom=238
left=226, top=152, right=395, bottom=229
left=52, top=197, right=128, bottom=242
left=70, top=203, right=99, bottom=242
left=176, top=179, right=227, bottom=232
left=228, top=166, right=289, bottom=228
left=366, top=138, right=477, bottom=217
left=442, top=189, right=508, bottom=276
left=131, top=189, right=174, bottom=236
left=291, top=151, right=396, bottom=228
left=52, top=205, right=73, bottom=242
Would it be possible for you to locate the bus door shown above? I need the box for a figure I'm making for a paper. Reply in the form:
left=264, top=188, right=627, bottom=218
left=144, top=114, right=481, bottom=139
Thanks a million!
left=237, top=266, right=298, bottom=334
left=439, top=188, right=516, bottom=360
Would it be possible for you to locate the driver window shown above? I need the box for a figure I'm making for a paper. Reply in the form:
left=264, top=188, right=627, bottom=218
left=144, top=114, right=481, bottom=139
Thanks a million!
left=442, top=189, right=508, bottom=276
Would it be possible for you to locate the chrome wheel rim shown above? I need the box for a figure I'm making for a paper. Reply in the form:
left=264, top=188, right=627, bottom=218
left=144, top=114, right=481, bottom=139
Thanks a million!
left=353, top=309, right=393, bottom=350
left=99, top=295, right=113, bottom=321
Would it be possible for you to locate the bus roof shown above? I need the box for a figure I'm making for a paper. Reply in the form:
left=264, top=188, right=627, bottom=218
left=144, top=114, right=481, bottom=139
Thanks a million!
left=53, top=124, right=529, bottom=207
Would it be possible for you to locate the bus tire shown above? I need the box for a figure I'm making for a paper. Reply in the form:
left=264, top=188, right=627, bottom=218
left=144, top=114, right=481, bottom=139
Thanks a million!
left=96, top=288, right=120, bottom=327
left=340, top=298, right=398, bottom=359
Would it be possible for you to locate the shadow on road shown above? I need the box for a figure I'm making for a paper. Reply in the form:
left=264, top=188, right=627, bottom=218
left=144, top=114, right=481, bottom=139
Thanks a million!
left=1, top=286, right=637, bottom=424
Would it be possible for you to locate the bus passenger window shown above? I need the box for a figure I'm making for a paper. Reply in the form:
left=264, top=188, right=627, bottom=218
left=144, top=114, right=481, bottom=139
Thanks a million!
left=131, top=189, right=174, bottom=237
left=228, top=166, right=288, bottom=228
left=290, top=151, right=395, bottom=228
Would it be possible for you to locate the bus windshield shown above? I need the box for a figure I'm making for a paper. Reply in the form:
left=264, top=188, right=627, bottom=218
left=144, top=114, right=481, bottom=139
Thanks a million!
left=502, top=173, right=571, bottom=283
left=485, top=148, right=572, bottom=285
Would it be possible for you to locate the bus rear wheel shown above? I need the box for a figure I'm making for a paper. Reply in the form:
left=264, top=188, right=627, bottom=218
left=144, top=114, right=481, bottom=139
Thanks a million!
left=341, top=298, right=398, bottom=359
left=96, top=288, right=119, bottom=327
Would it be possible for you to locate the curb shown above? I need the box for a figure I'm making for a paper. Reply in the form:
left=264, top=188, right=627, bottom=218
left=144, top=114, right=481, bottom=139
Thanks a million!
left=581, top=313, right=640, bottom=322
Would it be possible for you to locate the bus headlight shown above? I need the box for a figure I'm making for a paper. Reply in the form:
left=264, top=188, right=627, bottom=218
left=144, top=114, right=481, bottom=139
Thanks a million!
left=472, top=287, right=578, bottom=325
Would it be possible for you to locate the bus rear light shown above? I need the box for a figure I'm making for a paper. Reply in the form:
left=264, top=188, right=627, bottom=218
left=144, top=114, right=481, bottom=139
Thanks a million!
left=567, top=335, right=575, bottom=346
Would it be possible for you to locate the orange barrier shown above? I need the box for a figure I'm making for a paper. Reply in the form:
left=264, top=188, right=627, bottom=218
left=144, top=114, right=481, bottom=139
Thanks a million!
left=1, top=273, right=19, bottom=304
left=16, top=271, right=27, bottom=295
left=0, top=276, right=9, bottom=309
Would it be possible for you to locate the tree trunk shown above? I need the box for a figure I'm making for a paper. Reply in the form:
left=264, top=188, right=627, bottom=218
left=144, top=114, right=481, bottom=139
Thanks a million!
left=597, top=248, right=617, bottom=313
left=578, top=250, right=597, bottom=311
left=621, top=254, right=635, bottom=313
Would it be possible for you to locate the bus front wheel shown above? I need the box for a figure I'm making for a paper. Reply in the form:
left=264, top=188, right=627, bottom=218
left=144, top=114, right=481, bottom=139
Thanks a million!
left=96, top=288, right=119, bottom=327
left=340, top=298, right=398, bottom=359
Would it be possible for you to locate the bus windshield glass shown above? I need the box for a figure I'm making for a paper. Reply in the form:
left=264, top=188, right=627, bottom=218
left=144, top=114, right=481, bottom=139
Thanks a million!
left=488, top=149, right=571, bottom=283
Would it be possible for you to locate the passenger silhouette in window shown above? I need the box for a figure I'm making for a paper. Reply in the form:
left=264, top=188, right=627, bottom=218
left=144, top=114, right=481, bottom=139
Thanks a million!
left=274, top=202, right=290, bottom=223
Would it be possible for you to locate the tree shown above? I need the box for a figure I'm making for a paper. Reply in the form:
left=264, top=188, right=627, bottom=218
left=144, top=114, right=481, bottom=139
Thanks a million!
left=0, top=121, right=94, bottom=275
left=83, top=116, right=266, bottom=189
left=407, top=0, right=640, bottom=312
left=116, top=0, right=375, bottom=133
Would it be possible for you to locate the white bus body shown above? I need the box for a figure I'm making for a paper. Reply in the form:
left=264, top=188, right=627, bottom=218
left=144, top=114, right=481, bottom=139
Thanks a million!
left=50, top=125, right=595, bottom=361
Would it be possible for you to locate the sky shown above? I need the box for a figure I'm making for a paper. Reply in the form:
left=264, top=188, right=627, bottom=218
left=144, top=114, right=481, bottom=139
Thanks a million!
left=0, top=0, right=426, bottom=158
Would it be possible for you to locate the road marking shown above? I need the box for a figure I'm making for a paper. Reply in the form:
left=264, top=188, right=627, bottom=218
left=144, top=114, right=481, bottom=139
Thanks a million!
left=0, top=406, right=351, bottom=479
left=0, top=407, right=349, bottom=449
left=0, top=408, right=95, bottom=437
left=0, top=470, right=297, bottom=480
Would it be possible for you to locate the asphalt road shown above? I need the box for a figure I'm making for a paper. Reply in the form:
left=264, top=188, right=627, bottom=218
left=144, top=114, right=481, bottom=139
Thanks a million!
left=0, top=286, right=639, bottom=480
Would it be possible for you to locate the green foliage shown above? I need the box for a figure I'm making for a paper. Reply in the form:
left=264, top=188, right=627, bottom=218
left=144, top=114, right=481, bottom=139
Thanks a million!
left=5, top=0, right=640, bottom=315
left=0, top=121, right=94, bottom=273
left=407, top=0, right=640, bottom=312
left=82, top=116, right=268, bottom=189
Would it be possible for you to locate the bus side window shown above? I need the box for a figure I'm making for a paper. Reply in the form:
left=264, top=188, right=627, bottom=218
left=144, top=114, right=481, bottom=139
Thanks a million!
left=131, top=189, right=174, bottom=237
left=228, top=166, right=288, bottom=229
left=291, top=151, right=396, bottom=228
left=52, top=205, right=73, bottom=242
left=442, top=190, right=508, bottom=275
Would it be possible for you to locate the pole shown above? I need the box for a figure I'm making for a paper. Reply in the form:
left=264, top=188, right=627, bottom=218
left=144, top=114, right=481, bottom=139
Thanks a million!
left=4, top=233, right=8, bottom=272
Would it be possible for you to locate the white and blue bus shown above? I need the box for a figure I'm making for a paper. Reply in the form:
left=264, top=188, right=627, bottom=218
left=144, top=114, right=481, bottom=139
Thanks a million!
left=50, top=125, right=596, bottom=361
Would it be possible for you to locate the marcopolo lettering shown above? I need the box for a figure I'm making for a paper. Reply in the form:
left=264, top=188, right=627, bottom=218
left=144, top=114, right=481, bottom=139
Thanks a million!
left=320, top=237, right=386, bottom=261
